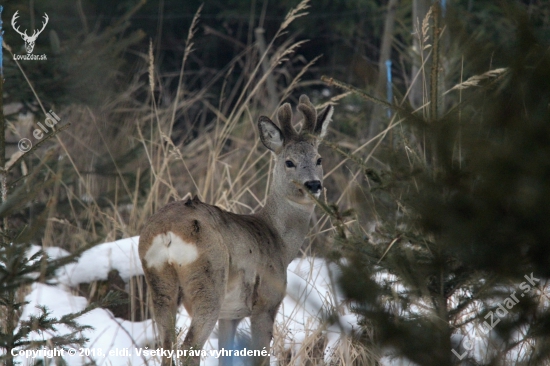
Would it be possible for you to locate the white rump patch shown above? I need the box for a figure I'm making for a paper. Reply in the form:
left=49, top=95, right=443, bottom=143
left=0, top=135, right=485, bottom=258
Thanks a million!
left=144, top=231, right=198, bottom=270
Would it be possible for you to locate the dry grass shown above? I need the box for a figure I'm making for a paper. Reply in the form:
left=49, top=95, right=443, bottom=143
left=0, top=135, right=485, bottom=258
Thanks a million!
left=7, top=1, right=549, bottom=365
left=4, top=0, right=380, bottom=364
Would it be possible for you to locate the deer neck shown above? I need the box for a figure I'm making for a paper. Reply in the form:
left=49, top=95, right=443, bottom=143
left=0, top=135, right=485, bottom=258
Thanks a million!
left=256, top=192, right=314, bottom=265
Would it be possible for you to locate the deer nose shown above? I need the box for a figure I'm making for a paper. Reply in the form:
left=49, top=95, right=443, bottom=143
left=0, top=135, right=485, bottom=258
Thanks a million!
left=304, top=180, right=322, bottom=194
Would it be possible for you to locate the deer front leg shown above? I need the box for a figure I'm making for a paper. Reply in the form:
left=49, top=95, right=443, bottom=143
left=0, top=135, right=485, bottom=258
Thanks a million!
left=218, top=318, right=242, bottom=366
left=250, top=308, right=278, bottom=366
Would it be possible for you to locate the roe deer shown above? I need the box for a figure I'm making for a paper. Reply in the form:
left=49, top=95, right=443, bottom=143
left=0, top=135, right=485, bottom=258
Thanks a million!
left=138, top=95, right=333, bottom=366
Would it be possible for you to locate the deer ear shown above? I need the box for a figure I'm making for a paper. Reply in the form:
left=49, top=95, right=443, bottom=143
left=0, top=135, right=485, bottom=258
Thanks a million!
left=314, top=105, right=334, bottom=139
left=258, top=116, right=284, bottom=153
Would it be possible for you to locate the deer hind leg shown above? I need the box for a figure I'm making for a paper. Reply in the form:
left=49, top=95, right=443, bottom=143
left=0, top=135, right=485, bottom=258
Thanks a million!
left=218, top=318, right=242, bottom=366
left=177, top=257, right=227, bottom=366
left=250, top=308, right=278, bottom=366
left=144, top=266, right=179, bottom=366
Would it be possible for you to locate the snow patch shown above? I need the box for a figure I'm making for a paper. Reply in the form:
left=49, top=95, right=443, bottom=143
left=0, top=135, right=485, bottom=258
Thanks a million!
left=15, top=236, right=360, bottom=365
left=57, top=236, right=142, bottom=287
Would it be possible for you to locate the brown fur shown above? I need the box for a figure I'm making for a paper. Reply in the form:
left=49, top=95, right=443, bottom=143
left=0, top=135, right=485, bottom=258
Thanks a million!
left=139, top=96, right=334, bottom=366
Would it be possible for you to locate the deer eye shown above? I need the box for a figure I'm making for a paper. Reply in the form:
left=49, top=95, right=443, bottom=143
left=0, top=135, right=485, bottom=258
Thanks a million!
left=316, top=158, right=323, bottom=166
left=285, top=160, right=296, bottom=168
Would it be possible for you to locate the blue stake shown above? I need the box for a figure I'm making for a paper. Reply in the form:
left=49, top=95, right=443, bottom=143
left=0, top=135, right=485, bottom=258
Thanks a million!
left=385, top=59, right=392, bottom=118
left=433, top=0, right=447, bottom=17
left=0, top=6, right=3, bottom=77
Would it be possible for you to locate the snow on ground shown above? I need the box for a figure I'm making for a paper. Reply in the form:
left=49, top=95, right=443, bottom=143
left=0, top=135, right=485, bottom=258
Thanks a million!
left=56, top=236, right=144, bottom=287
left=14, top=236, right=360, bottom=365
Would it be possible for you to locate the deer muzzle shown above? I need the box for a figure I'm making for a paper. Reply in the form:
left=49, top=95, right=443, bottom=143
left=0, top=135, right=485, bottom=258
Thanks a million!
left=304, top=180, right=322, bottom=194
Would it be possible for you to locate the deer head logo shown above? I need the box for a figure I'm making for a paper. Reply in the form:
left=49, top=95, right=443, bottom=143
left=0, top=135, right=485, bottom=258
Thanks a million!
left=11, top=11, right=49, bottom=54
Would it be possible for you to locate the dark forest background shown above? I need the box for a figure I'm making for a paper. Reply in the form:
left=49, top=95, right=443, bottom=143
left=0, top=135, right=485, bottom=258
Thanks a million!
left=2, top=1, right=550, bottom=365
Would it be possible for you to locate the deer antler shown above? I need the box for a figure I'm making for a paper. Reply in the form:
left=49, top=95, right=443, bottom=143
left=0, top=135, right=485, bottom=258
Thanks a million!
left=29, top=13, right=49, bottom=40
left=277, top=103, right=297, bottom=140
left=297, top=94, right=317, bottom=133
left=11, top=11, right=28, bottom=39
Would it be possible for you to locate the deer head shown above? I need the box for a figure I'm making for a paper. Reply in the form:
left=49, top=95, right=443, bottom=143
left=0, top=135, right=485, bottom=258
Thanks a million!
left=258, top=95, right=334, bottom=206
left=11, top=11, right=49, bottom=54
